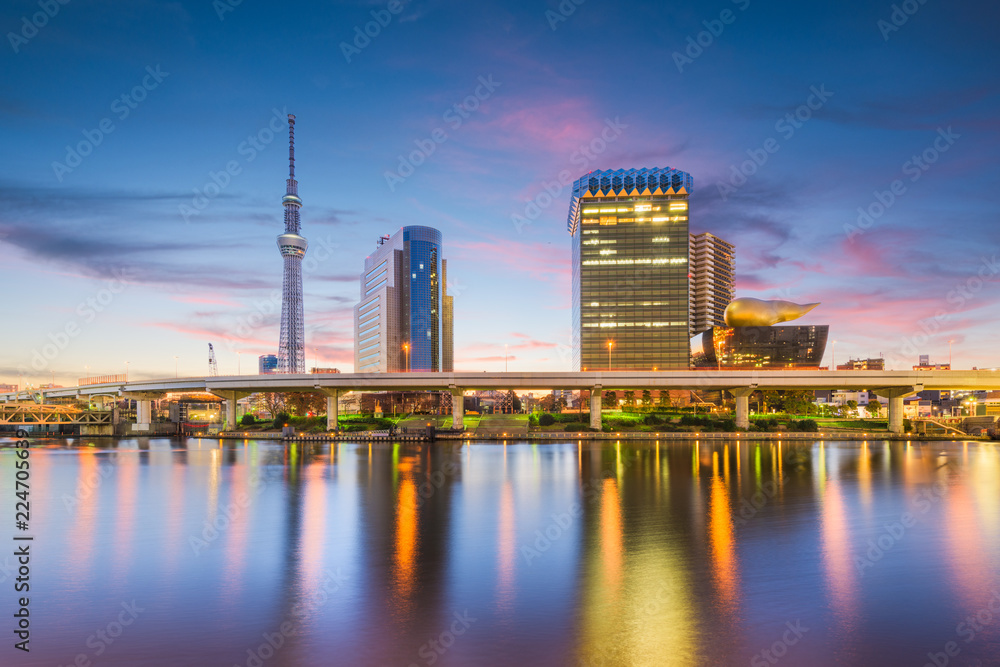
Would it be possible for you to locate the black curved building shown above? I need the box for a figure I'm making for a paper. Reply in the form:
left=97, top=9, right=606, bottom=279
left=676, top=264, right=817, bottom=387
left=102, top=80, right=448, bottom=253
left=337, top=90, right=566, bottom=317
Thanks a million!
left=691, top=325, right=829, bottom=369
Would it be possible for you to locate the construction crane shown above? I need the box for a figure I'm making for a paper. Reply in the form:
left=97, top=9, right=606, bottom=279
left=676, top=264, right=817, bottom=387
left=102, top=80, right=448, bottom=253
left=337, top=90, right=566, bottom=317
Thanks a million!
left=208, top=343, right=219, bottom=377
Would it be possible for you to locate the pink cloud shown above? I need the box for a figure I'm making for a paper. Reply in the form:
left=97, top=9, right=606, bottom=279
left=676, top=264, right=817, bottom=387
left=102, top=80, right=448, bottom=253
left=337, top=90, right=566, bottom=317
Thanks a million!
left=450, top=237, right=570, bottom=284
left=169, top=295, right=242, bottom=307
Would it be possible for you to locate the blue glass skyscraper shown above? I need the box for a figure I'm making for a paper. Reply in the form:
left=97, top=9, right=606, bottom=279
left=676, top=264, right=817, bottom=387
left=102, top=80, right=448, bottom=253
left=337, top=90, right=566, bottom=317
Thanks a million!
left=354, top=226, right=453, bottom=373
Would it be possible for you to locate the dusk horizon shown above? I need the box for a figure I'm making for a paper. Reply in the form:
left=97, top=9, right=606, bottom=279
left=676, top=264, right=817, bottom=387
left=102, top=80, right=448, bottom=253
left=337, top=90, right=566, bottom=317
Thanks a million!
left=2, top=0, right=998, bottom=382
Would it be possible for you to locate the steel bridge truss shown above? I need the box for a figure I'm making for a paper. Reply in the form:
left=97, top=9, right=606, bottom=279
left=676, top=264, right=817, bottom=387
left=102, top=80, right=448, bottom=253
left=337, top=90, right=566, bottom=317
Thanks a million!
left=0, top=404, right=113, bottom=425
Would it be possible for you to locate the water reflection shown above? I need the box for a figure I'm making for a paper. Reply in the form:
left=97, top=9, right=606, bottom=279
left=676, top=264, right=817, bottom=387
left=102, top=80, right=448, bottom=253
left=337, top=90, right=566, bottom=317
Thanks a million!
left=2, top=437, right=1000, bottom=666
left=709, top=454, right=739, bottom=615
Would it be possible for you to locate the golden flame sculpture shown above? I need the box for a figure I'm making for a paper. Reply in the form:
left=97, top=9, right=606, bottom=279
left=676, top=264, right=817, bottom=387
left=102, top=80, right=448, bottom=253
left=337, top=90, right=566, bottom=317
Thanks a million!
left=724, top=298, right=820, bottom=327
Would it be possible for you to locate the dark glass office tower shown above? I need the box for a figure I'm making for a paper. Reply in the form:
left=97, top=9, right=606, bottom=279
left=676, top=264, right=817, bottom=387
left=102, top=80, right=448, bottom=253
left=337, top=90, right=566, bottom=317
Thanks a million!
left=567, top=167, right=693, bottom=370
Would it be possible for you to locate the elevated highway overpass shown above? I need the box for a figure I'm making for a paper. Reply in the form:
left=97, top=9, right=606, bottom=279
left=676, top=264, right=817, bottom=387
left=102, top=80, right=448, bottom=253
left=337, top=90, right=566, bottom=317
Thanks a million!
left=3, top=369, right=997, bottom=434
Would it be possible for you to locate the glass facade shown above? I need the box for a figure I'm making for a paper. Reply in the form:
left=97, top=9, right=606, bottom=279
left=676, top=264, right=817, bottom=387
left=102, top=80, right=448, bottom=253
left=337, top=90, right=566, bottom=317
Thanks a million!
left=691, top=325, right=830, bottom=369
left=568, top=168, right=693, bottom=370
left=353, top=226, right=451, bottom=373
left=403, top=227, right=441, bottom=372
left=258, top=354, right=278, bottom=374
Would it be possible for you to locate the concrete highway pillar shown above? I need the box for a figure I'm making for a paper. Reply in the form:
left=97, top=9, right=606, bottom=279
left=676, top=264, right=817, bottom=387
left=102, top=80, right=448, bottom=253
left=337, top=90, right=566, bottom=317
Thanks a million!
left=225, top=394, right=236, bottom=431
left=451, top=390, right=464, bottom=430
left=888, top=395, right=905, bottom=434
left=730, top=388, right=755, bottom=430
left=206, top=390, right=249, bottom=431
left=590, top=387, right=602, bottom=430
left=326, top=390, right=339, bottom=431
left=136, top=400, right=152, bottom=425
left=874, top=386, right=920, bottom=434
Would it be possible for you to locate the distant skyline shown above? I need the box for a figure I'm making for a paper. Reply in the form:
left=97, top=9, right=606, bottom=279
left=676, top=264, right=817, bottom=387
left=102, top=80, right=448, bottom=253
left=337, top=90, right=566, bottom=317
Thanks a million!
left=1, top=0, right=999, bottom=386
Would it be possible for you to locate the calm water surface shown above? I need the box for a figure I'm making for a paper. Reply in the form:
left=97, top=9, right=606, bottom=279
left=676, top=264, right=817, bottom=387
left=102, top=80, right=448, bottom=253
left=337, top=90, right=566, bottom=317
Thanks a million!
left=2, top=437, right=1000, bottom=666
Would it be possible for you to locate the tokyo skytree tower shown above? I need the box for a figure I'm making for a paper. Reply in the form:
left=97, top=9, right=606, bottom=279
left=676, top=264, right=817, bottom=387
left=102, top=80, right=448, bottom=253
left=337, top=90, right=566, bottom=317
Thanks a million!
left=276, top=114, right=307, bottom=373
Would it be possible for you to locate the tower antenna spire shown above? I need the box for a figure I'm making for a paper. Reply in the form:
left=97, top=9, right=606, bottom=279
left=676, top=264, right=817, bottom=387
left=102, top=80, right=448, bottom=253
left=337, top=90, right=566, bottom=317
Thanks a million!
left=287, top=113, right=295, bottom=181
left=277, top=113, right=307, bottom=373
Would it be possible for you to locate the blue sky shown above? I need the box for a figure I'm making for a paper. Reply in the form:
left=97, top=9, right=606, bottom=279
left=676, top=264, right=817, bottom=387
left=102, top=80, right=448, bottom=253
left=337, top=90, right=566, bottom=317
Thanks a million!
left=1, top=0, right=998, bottom=385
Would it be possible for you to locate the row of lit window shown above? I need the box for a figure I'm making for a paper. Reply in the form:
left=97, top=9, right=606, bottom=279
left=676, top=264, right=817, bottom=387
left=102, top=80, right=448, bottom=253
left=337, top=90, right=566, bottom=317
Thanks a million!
left=581, top=258, right=688, bottom=266
left=582, top=322, right=687, bottom=328
left=584, top=216, right=688, bottom=225
left=587, top=302, right=668, bottom=307
left=582, top=202, right=688, bottom=215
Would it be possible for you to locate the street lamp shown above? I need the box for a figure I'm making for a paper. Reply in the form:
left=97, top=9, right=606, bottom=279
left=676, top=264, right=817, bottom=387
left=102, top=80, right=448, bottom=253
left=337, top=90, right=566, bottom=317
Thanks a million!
left=505, top=343, right=508, bottom=373
left=831, top=340, right=837, bottom=370
left=125, top=361, right=130, bottom=381
left=173, top=356, right=178, bottom=378
left=607, top=340, right=614, bottom=369
left=403, top=343, right=410, bottom=372
left=949, top=339, right=954, bottom=368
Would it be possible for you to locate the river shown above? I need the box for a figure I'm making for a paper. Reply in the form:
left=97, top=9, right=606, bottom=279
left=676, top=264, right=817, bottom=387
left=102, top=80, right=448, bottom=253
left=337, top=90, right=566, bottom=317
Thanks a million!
left=1, top=437, right=998, bottom=666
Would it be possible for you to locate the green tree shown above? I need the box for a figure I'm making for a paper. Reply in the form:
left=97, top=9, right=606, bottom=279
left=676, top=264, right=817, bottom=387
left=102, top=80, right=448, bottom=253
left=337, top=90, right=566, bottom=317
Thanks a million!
left=624, top=390, right=636, bottom=407
left=782, top=390, right=816, bottom=415
left=262, top=392, right=285, bottom=418
left=286, top=392, right=326, bottom=417
left=603, top=391, right=618, bottom=409
left=658, top=391, right=672, bottom=407
left=866, top=401, right=882, bottom=418
left=641, top=390, right=652, bottom=407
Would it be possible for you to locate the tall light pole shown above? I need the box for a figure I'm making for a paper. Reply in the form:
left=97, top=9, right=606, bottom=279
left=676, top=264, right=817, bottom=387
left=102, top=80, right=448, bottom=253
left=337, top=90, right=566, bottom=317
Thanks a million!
left=831, top=340, right=837, bottom=370
left=505, top=343, right=508, bottom=373
left=237, top=351, right=241, bottom=375
left=607, top=340, right=614, bottom=370
left=403, top=343, right=410, bottom=372
left=173, top=356, right=178, bottom=378
left=949, top=339, right=954, bottom=368
left=125, top=361, right=130, bottom=381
